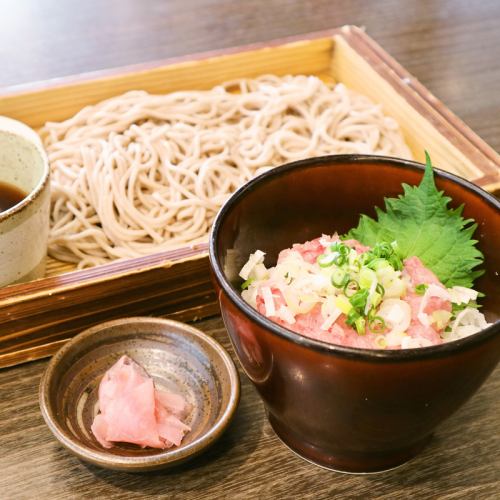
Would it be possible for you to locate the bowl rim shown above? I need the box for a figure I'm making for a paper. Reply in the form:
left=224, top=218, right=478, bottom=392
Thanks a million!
left=39, top=316, right=240, bottom=471
left=209, top=154, right=499, bottom=362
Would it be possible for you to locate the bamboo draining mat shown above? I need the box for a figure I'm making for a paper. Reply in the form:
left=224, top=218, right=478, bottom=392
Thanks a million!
left=0, top=26, right=498, bottom=368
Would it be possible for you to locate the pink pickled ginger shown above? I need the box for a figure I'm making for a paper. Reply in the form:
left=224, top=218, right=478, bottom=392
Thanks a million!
left=91, top=355, right=190, bottom=449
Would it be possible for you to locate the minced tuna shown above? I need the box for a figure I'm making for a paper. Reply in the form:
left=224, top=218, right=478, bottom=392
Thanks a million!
left=240, top=235, right=489, bottom=349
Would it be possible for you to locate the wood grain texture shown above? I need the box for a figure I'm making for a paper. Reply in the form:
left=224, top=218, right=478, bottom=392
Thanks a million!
left=0, top=253, right=218, bottom=368
left=0, top=0, right=499, bottom=497
left=0, top=316, right=498, bottom=499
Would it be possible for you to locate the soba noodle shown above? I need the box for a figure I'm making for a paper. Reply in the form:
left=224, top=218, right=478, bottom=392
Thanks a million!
left=41, top=75, right=412, bottom=268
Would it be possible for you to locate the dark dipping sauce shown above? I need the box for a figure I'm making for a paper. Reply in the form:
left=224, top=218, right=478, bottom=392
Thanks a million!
left=0, top=181, right=26, bottom=213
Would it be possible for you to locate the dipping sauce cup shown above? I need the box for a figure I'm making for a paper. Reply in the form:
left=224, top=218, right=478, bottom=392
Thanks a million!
left=0, top=116, right=50, bottom=286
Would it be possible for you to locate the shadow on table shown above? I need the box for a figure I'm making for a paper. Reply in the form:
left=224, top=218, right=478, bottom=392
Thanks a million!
left=359, top=380, right=498, bottom=496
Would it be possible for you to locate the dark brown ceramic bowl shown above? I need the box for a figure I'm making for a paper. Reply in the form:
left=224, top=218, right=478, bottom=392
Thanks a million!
left=209, top=155, right=500, bottom=473
left=39, top=317, right=239, bottom=472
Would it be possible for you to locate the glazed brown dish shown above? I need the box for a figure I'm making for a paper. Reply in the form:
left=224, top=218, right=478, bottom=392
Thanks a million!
left=209, top=155, right=500, bottom=473
left=39, top=317, right=240, bottom=471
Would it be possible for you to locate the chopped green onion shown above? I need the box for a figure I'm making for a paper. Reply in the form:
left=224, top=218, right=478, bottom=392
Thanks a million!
left=330, top=242, right=349, bottom=254
left=350, top=258, right=362, bottom=273
left=370, top=291, right=383, bottom=308
left=333, top=254, right=348, bottom=266
left=331, top=269, right=349, bottom=288
left=361, top=242, right=403, bottom=271
left=374, top=242, right=393, bottom=257
left=369, top=316, right=386, bottom=332
left=349, top=289, right=369, bottom=312
left=327, top=243, right=349, bottom=265
left=360, top=252, right=371, bottom=267
left=343, top=290, right=372, bottom=335
left=376, top=283, right=385, bottom=296
left=389, top=254, right=403, bottom=271
left=343, top=279, right=360, bottom=297
left=354, top=316, right=366, bottom=335
left=345, top=309, right=360, bottom=327
left=241, top=278, right=254, bottom=290
left=415, top=284, right=428, bottom=295
left=317, top=252, right=338, bottom=267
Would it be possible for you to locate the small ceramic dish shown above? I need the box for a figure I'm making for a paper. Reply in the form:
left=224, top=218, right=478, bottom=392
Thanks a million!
left=39, top=317, right=240, bottom=472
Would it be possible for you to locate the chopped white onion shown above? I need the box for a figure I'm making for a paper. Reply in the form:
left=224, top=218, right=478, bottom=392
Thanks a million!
left=453, top=325, right=480, bottom=338
left=242, top=286, right=258, bottom=307
left=310, top=273, right=331, bottom=289
left=449, top=307, right=489, bottom=338
left=239, top=250, right=266, bottom=280
left=320, top=299, right=342, bottom=331
left=276, top=305, right=296, bottom=324
left=285, top=291, right=318, bottom=314
left=261, top=286, right=276, bottom=317
left=384, top=276, right=406, bottom=298
left=401, top=336, right=433, bottom=349
left=319, top=235, right=335, bottom=248
left=448, top=286, right=479, bottom=304
left=385, top=330, right=407, bottom=347
left=378, top=299, right=412, bottom=334
left=364, top=277, right=378, bottom=315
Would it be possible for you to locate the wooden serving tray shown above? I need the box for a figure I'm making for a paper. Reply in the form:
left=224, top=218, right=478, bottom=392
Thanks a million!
left=0, top=26, right=498, bottom=368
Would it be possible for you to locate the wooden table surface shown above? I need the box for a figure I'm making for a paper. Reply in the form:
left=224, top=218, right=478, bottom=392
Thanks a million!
left=1, top=0, right=499, bottom=498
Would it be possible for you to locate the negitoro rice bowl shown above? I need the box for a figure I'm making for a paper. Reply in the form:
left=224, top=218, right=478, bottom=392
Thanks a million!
left=209, top=154, right=499, bottom=472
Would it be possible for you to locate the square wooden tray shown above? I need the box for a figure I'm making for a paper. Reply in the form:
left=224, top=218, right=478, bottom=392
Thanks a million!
left=0, top=25, right=498, bottom=368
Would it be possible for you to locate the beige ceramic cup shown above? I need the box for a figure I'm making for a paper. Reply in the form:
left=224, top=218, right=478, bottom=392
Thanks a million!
left=0, top=116, right=50, bottom=286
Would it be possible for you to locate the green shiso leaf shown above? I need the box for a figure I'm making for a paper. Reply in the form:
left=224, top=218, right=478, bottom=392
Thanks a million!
left=345, top=152, right=484, bottom=288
